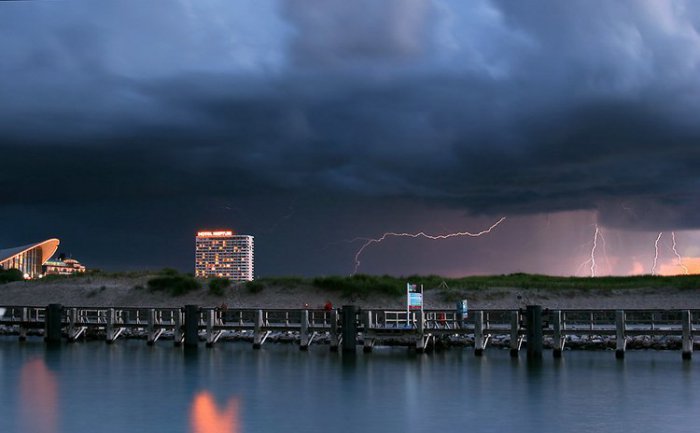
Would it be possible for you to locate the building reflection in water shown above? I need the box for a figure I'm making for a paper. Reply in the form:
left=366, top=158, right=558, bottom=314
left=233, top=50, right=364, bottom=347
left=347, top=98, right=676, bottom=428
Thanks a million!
left=190, top=391, right=240, bottom=433
left=19, top=358, right=58, bottom=433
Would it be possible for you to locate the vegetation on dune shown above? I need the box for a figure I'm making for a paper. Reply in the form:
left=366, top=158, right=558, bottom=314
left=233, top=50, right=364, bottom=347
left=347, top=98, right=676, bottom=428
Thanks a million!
left=249, top=273, right=700, bottom=300
left=0, top=268, right=23, bottom=284
left=147, top=269, right=200, bottom=296
left=434, top=273, right=700, bottom=291
left=11, top=267, right=699, bottom=299
left=19, top=269, right=154, bottom=283
left=258, top=276, right=305, bottom=287
left=246, top=280, right=265, bottom=294
left=71, top=269, right=156, bottom=279
left=208, top=277, right=231, bottom=296
left=312, top=275, right=405, bottom=299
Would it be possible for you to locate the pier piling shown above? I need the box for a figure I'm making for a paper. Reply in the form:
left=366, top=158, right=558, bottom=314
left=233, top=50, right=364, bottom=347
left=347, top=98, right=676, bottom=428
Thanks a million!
left=105, top=308, right=116, bottom=344
left=510, top=311, right=521, bottom=358
left=300, top=310, right=310, bottom=350
left=615, top=310, right=626, bottom=359
left=416, top=311, right=426, bottom=353
left=526, top=305, right=543, bottom=360
left=330, top=309, right=340, bottom=352
left=474, top=311, right=485, bottom=356
left=19, top=307, right=28, bottom=342
left=552, top=310, right=564, bottom=358
left=44, top=303, right=63, bottom=345
left=253, top=309, right=268, bottom=349
left=184, top=305, right=200, bottom=348
left=147, top=309, right=156, bottom=346
left=174, top=309, right=183, bottom=346
left=342, top=305, right=357, bottom=353
left=67, top=308, right=80, bottom=342
left=682, top=310, right=693, bottom=360
left=362, top=310, right=374, bottom=353
left=205, top=309, right=217, bottom=348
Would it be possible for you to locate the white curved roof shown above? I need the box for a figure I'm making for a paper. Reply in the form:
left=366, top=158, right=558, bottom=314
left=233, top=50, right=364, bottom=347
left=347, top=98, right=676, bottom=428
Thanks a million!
left=0, top=239, right=60, bottom=265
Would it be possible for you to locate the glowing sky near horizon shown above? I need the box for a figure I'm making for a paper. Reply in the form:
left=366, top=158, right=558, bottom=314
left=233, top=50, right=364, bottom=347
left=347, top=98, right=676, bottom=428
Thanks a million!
left=343, top=209, right=700, bottom=277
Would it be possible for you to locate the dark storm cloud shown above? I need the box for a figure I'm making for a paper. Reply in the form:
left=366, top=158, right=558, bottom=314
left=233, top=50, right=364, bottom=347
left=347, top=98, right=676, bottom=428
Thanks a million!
left=281, top=0, right=434, bottom=66
left=3, top=0, right=700, bottom=231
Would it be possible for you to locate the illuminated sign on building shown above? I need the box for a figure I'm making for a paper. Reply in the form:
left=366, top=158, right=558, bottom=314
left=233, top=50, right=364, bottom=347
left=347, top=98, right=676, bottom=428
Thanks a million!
left=196, top=231, right=233, bottom=237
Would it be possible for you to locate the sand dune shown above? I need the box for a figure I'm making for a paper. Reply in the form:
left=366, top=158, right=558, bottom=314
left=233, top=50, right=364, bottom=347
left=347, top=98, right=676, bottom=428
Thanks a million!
left=2, top=275, right=700, bottom=310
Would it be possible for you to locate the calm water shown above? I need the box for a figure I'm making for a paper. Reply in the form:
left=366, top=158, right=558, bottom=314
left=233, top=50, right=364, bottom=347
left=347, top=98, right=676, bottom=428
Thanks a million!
left=1, top=338, right=698, bottom=433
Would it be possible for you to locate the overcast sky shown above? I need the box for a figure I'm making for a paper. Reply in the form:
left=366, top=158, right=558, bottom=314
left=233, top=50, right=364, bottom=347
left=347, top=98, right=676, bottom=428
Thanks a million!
left=3, top=0, right=700, bottom=277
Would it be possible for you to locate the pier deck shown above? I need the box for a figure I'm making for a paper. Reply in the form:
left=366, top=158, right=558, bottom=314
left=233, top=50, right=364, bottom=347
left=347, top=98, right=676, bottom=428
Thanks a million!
left=0, top=305, right=697, bottom=359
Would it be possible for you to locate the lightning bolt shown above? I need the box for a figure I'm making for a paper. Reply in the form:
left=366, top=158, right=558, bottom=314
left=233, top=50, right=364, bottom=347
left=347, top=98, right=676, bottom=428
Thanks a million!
left=590, top=225, right=599, bottom=277
left=598, top=227, right=613, bottom=275
left=651, top=232, right=663, bottom=275
left=351, top=217, right=506, bottom=274
left=671, top=231, right=689, bottom=275
left=576, top=224, right=606, bottom=277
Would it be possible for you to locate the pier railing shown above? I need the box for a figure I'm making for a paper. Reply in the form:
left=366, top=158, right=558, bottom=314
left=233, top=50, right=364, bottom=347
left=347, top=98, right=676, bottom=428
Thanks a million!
left=0, top=305, right=697, bottom=359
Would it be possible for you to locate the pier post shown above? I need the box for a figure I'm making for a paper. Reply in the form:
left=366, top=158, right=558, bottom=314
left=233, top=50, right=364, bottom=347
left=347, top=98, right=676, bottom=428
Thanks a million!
left=474, top=310, right=485, bottom=356
left=19, top=307, right=28, bottom=342
left=329, top=309, right=340, bottom=352
left=253, top=309, right=265, bottom=349
left=342, top=305, right=357, bottom=353
left=552, top=310, right=563, bottom=358
left=615, top=310, right=626, bottom=359
left=45, top=304, right=63, bottom=345
left=300, top=309, right=310, bottom=351
left=106, top=308, right=118, bottom=344
left=416, top=311, right=426, bottom=353
left=526, top=305, right=543, bottom=360
left=67, top=308, right=78, bottom=342
left=205, top=309, right=216, bottom=348
left=174, top=309, right=183, bottom=346
left=184, top=305, right=200, bottom=348
left=362, top=310, right=374, bottom=353
left=509, top=310, right=520, bottom=358
left=147, top=308, right=156, bottom=346
left=682, top=310, right=693, bottom=360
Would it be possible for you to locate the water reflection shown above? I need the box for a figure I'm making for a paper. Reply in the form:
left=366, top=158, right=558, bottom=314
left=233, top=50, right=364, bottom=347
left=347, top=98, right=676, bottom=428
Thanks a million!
left=190, top=391, right=240, bottom=433
left=18, top=358, right=58, bottom=433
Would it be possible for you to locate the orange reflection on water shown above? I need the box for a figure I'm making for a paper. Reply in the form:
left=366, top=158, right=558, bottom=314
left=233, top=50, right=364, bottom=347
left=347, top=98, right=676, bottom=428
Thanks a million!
left=19, top=358, right=58, bottom=433
left=190, top=391, right=240, bottom=433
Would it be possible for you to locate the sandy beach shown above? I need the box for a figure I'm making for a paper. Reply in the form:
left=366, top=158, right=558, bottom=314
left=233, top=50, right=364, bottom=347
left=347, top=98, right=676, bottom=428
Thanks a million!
left=2, top=275, right=700, bottom=310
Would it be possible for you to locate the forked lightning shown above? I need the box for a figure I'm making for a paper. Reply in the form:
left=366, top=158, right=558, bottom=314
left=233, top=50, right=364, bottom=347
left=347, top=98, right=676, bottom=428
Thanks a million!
left=352, top=217, right=506, bottom=274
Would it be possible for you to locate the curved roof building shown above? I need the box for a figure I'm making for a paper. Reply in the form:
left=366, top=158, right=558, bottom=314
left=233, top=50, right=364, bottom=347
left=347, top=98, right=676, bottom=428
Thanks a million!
left=0, top=239, right=60, bottom=279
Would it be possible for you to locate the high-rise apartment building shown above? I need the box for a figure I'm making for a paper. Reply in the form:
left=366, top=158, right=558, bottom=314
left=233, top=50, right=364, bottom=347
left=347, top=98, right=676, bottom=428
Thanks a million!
left=195, top=230, right=254, bottom=281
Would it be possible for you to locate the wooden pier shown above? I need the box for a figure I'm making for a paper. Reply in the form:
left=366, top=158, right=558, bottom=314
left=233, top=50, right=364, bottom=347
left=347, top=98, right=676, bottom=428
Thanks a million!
left=0, top=304, right=697, bottom=359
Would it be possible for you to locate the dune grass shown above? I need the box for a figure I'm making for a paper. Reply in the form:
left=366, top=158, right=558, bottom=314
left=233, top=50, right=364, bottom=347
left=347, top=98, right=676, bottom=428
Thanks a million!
left=147, top=269, right=200, bottom=296
left=252, top=273, right=700, bottom=300
left=208, top=277, right=231, bottom=296
left=12, top=268, right=697, bottom=299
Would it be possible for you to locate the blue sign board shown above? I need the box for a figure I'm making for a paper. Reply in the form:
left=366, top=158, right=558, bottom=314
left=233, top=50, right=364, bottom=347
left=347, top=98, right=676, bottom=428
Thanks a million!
left=456, top=300, right=468, bottom=315
left=407, top=283, right=423, bottom=311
